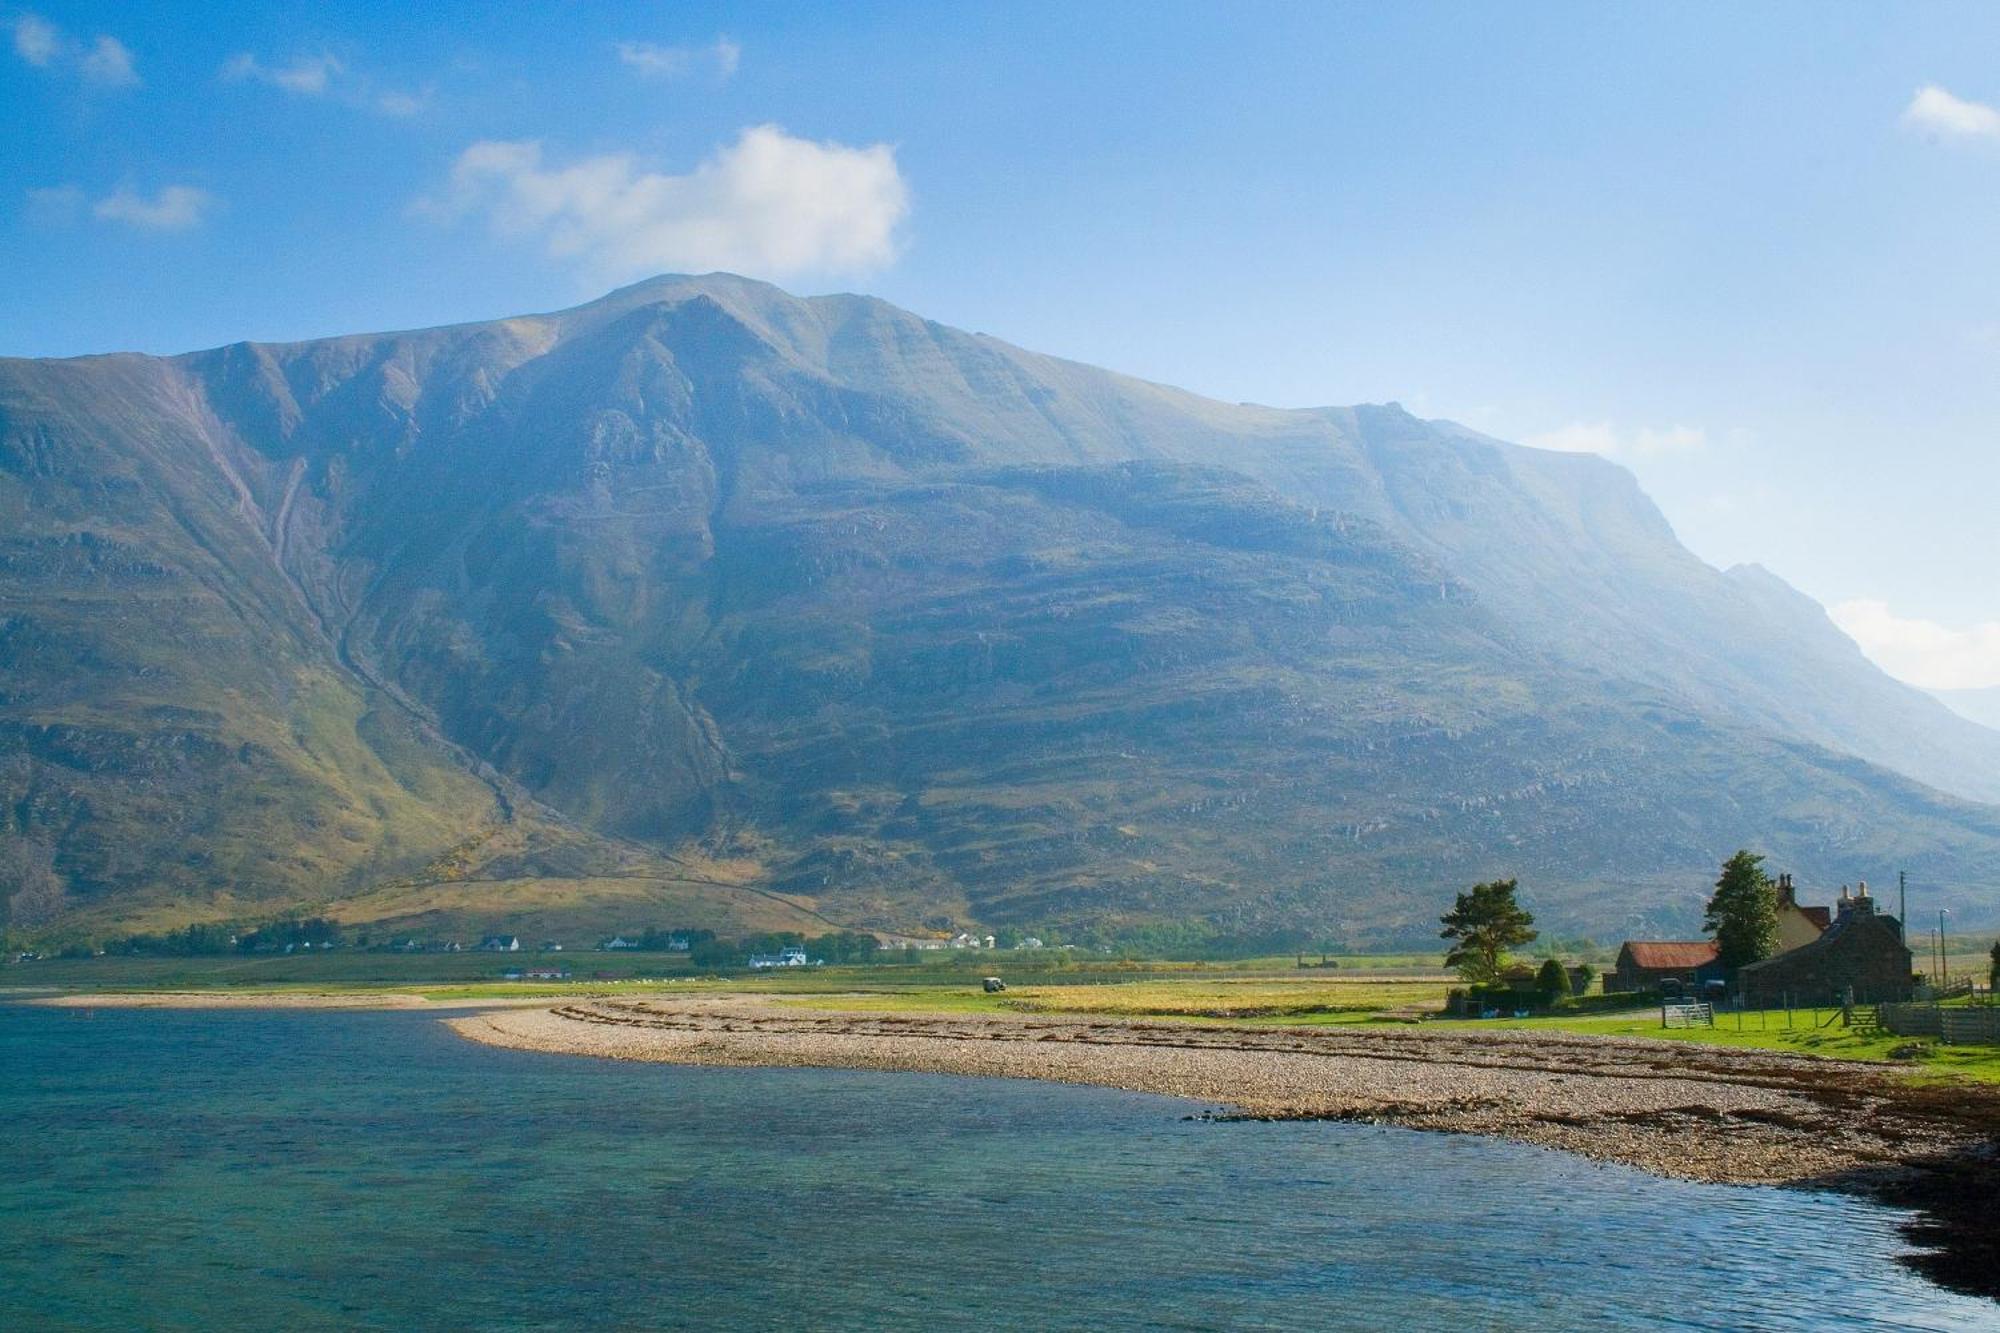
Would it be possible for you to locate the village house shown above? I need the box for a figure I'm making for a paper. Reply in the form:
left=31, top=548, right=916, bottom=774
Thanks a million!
left=479, top=935, right=520, bottom=952
left=1605, top=940, right=1719, bottom=994
left=1772, top=873, right=1832, bottom=951
left=748, top=945, right=811, bottom=969
left=1739, top=882, right=1914, bottom=1007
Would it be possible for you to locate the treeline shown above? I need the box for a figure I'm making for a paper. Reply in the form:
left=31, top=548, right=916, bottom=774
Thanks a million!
left=101, top=917, right=342, bottom=957
left=639, top=928, right=882, bottom=967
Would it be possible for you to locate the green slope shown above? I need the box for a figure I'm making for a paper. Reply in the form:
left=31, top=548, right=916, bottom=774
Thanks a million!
left=3, top=275, right=1998, bottom=942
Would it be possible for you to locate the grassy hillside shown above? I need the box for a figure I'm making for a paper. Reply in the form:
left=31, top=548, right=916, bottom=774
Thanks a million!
left=5, top=275, right=1999, bottom=942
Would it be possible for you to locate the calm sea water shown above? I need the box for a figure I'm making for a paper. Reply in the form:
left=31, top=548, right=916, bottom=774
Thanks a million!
left=1, top=1004, right=1993, bottom=1332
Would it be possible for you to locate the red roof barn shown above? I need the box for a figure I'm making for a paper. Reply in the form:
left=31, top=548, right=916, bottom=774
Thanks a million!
left=1606, top=940, right=1719, bottom=994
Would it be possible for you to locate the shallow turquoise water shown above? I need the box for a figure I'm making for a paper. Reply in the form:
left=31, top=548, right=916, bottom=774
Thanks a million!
left=1, top=1004, right=1993, bottom=1331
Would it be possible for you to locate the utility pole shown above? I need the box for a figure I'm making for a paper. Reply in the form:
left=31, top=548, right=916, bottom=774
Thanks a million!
left=1939, top=908, right=1951, bottom=989
left=1899, top=870, right=1907, bottom=941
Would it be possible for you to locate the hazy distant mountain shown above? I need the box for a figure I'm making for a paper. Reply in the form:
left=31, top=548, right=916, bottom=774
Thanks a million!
left=4, top=273, right=1998, bottom=942
left=1932, top=687, right=2000, bottom=734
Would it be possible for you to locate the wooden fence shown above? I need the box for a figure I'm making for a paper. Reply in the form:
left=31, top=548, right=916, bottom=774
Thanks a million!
left=1878, top=1003, right=2000, bottom=1045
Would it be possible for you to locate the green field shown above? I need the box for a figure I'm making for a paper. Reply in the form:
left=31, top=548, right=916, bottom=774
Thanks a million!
left=784, top=975, right=1451, bottom=1022
left=13, top=950, right=2000, bottom=1083
left=1471, top=1004, right=2000, bottom=1082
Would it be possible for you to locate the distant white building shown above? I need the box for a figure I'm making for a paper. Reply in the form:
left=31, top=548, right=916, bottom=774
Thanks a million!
left=601, top=937, right=639, bottom=951
left=479, top=936, right=520, bottom=952
left=748, top=945, right=812, bottom=969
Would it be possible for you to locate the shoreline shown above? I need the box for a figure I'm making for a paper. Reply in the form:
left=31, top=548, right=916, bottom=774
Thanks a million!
left=447, top=996, right=1999, bottom=1187
left=448, top=995, right=2000, bottom=1300
left=23, top=986, right=2000, bottom=1297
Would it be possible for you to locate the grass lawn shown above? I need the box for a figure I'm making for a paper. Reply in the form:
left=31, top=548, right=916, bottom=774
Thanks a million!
left=783, top=976, right=1454, bottom=1023
left=1480, top=1006, right=2000, bottom=1082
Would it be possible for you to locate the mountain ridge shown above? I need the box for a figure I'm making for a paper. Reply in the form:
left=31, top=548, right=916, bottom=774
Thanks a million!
left=4, top=273, right=1997, bottom=942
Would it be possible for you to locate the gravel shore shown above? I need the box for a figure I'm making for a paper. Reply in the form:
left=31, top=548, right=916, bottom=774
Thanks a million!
left=449, top=996, right=2000, bottom=1187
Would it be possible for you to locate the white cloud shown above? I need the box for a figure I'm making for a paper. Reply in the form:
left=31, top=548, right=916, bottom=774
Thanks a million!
left=375, top=89, right=425, bottom=117
left=713, top=37, right=741, bottom=80
left=617, top=36, right=740, bottom=81
left=223, top=51, right=342, bottom=95
left=422, top=124, right=909, bottom=281
left=79, top=34, right=135, bottom=87
left=1525, top=421, right=1709, bottom=458
left=1831, top=599, right=2000, bottom=690
left=92, top=185, right=215, bottom=231
left=12, top=14, right=56, bottom=64
left=27, top=182, right=215, bottom=230
left=10, top=13, right=137, bottom=87
left=1902, top=85, right=2000, bottom=141
left=221, top=50, right=422, bottom=115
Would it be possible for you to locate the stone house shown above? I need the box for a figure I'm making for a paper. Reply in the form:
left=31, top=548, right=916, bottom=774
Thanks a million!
left=1773, top=873, right=1832, bottom=952
left=1738, top=884, right=1913, bottom=1007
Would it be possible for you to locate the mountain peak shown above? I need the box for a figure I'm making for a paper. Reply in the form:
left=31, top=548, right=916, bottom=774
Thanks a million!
left=7, top=282, right=2000, bottom=942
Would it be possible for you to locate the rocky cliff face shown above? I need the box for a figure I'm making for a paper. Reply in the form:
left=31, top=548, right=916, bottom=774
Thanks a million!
left=4, top=274, right=1997, bottom=940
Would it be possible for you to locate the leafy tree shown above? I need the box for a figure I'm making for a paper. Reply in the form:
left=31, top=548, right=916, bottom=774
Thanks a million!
left=1535, top=958, right=1572, bottom=1004
left=1989, top=941, right=1999, bottom=992
left=1439, top=879, right=1537, bottom=983
left=1704, top=850, right=1778, bottom=971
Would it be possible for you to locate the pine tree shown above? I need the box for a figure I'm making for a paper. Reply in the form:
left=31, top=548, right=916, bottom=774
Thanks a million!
left=1439, top=878, right=1537, bottom=983
left=1704, top=850, right=1778, bottom=971
left=1535, top=957, right=1572, bottom=1004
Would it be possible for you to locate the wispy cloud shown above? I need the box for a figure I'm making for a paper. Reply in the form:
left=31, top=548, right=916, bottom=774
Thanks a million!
left=220, top=49, right=424, bottom=116
left=1831, top=599, right=2000, bottom=690
left=1901, top=85, right=2000, bottom=141
left=10, top=12, right=138, bottom=88
left=1525, top=421, right=1709, bottom=459
left=78, top=33, right=135, bottom=87
left=28, top=182, right=216, bottom=231
left=374, top=89, right=425, bottom=117
left=419, top=124, right=909, bottom=282
left=222, top=51, right=341, bottom=95
left=83, top=184, right=216, bottom=231
left=10, top=12, right=55, bottom=64
left=616, top=36, right=740, bottom=82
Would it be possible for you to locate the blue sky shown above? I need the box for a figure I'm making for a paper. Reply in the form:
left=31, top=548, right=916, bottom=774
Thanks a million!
left=5, top=1, right=2000, bottom=690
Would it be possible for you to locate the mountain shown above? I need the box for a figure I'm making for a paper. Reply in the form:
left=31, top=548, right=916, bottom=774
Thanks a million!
left=4, top=273, right=1998, bottom=943
left=1932, top=687, right=2000, bottom=735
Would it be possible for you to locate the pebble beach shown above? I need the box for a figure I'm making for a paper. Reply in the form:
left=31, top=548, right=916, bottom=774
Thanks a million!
left=449, top=996, right=2000, bottom=1187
